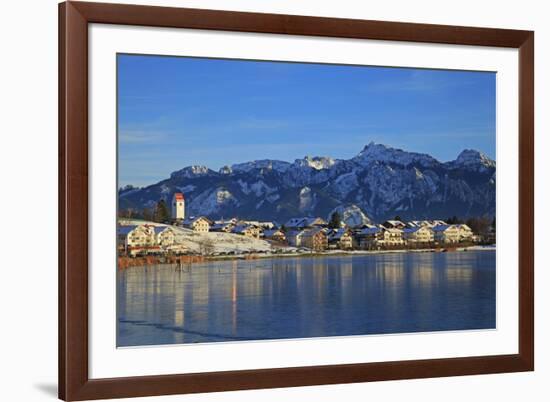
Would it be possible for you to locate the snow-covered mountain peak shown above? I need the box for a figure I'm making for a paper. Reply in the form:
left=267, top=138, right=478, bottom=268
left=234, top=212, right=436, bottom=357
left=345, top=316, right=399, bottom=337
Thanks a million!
left=328, top=204, right=372, bottom=228
left=354, top=142, right=438, bottom=168
left=294, top=155, right=336, bottom=170
left=452, top=149, right=495, bottom=170
left=230, top=159, right=291, bottom=174
left=170, top=165, right=214, bottom=179
left=219, top=165, right=233, bottom=175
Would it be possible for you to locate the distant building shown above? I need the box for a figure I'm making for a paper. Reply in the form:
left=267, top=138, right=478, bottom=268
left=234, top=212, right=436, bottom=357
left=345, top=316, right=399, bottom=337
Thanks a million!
left=432, top=224, right=461, bottom=243
left=238, top=220, right=276, bottom=230
left=171, top=193, right=185, bottom=220
left=284, top=217, right=327, bottom=230
left=380, top=228, right=405, bottom=246
left=301, top=227, right=328, bottom=251
left=456, top=224, right=474, bottom=242
left=154, top=226, right=177, bottom=247
left=355, top=227, right=383, bottom=249
left=182, top=216, right=211, bottom=232
left=117, top=224, right=156, bottom=255
left=262, top=229, right=286, bottom=243
left=402, top=226, right=434, bottom=244
left=286, top=230, right=306, bottom=247
left=328, top=228, right=354, bottom=249
left=210, top=222, right=235, bottom=233
left=382, top=220, right=406, bottom=229
left=232, top=224, right=260, bottom=238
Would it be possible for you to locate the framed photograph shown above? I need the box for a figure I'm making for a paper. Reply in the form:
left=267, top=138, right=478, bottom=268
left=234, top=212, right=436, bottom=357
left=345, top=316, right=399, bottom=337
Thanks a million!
left=59, top=1, right=534, bottom=400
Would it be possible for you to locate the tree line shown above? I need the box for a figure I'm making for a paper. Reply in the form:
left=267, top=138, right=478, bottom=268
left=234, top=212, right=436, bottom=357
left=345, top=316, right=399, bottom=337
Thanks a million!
left=118, top=199, right=170, bottom=223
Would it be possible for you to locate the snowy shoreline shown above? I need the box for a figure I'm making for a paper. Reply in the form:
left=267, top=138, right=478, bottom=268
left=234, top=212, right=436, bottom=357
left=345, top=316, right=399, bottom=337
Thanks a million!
left=205, top=244, right=496, bottom=262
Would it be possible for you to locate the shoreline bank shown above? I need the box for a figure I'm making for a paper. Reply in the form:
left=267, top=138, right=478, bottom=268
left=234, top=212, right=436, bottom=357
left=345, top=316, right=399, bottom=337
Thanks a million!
left=118, top=245, right=496, bottom=269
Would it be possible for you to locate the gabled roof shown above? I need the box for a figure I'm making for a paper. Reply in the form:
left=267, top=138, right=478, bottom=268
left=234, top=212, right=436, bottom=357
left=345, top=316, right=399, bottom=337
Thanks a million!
left=211, top=222, right=233, bottom=230
left=383, top=227, right=404, bottom=234
left=232, top=224, right=256, bottom=234
left=263, top=229, right=284, bottom=237
left=302, top=227, right=326, bottom=238
left=286, top=229, right=305, bottom=237
left=183, top=216, right=210, bottom=225
left=284, top=217, right=326, bottom=228
left=153, top=226, right=173, bottom=234
left=284, top=218, right=305, bottom=227
left=384, top=220, right=405, bottom=227
left=328, top=228, right=350, bottom=240
left=117, top=225, right=138, bottom=235
left=432, top=224, right=452, bottom=232
left=173, top=192, right=185, bottom=200
left=359, top=227, right=381, bottom=235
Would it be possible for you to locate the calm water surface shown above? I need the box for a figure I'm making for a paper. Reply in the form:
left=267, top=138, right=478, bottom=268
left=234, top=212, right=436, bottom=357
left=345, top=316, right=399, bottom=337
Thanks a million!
left=117, top=251, right=495, bottom=347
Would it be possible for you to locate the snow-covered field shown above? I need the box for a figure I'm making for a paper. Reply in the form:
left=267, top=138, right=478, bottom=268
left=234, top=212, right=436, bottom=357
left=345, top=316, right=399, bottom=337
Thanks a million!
left=120, top=219, right=281, bottom=254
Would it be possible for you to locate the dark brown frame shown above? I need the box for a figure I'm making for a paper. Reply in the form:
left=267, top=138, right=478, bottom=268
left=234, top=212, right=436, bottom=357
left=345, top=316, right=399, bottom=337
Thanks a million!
left=59, top=1, right=534, bottom=400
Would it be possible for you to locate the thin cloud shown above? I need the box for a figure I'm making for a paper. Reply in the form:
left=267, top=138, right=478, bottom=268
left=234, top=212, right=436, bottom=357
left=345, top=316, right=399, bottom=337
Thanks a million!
left=119, top=130, right=167, bottom=144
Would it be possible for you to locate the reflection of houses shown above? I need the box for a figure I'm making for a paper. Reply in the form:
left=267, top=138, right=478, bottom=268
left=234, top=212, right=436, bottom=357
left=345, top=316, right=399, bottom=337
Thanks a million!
left=182, top=216, right=211, bottom=232
left=328, top=228, right=353, bottom=249
left=382, top=220, right=406, bottom=229
left=432, top=224, right=461, bottom=243
left=286, top=230, right=306, bottom=247
left=154, top=226, right=177, bottom=247
left=117, top=224, right=156, bottom=255
left=232, top=224, right=260, bottom=238
left=402, top=226, right=434, bottom=244
left=301, top=227, right=328, bottom=251
left=262, top=229, right=286, bottom=243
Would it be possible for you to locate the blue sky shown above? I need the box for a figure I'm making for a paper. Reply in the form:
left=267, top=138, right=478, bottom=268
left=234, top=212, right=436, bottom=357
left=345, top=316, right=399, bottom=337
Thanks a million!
left=118, top=54, right=496, bottom=187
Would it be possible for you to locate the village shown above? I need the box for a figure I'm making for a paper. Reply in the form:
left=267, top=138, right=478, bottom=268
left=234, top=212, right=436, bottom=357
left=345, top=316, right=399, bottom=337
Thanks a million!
left=118, top=192, right=496, bottom=259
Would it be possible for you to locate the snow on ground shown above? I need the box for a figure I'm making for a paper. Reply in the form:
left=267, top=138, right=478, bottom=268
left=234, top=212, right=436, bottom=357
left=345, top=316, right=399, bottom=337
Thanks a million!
left=120, top=219, right=280, bottom=254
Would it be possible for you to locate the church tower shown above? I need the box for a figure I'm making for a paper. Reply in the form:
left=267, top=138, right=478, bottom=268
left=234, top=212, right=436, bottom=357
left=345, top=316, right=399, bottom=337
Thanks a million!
left=171, top=193, right=185, bottom=221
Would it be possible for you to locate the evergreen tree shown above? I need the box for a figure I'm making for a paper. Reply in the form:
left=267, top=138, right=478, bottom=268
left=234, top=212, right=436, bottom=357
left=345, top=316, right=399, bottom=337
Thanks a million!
left=142, top=207, right=153, bottom=222
left=329, top=212, right=342, bottom=229
left=154, top=199, right=170, bottom=223
left=393, top=215, right=402, bottom=222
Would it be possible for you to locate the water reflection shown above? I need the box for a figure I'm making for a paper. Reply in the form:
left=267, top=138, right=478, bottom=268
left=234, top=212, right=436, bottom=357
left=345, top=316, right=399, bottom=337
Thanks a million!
left=117, top=251, right=496, bottom=347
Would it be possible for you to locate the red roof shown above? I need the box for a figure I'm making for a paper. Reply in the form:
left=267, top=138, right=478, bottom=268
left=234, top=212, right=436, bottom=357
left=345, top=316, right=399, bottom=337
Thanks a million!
left=174, top=193, right=185, bottom=200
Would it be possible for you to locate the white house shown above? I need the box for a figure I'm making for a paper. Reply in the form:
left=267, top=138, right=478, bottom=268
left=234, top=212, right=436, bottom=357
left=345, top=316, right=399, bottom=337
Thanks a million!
left=286, top=230, right=306, bottom=247
left=402, top=226, right=434, bottom=244
left=154, top=226, right=177, bottom=247
left=380, top=228, right=405, bottom=246
left=432, top=224, right=461, bottom=243
left=182, top=216, right=211, bottom=232
left=262, top=229, right=286, bottom=243
left=210, top=222, right=235, bottom=233
left=328, top=228, right=354, bottom=249
left=232, top=224, right=261, bottom=238
left=456, top=224, right=474, bottom=242
left=117, top=224, right=156, bottom=254
left=171, top=193, right=185, bottom=220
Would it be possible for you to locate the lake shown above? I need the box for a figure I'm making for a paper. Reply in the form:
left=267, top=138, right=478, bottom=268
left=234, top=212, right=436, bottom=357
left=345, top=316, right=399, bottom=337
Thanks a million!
left=117, top=250, right=496, bottom=347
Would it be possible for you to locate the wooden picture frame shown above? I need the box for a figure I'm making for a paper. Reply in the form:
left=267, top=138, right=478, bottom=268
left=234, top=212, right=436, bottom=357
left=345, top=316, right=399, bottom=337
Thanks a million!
left=59, top=1, right=534, bottom=400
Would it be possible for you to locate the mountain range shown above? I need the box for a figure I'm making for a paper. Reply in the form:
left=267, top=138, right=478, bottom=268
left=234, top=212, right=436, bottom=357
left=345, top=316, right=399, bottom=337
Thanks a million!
left=119, top=142, right=496, bottom=225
